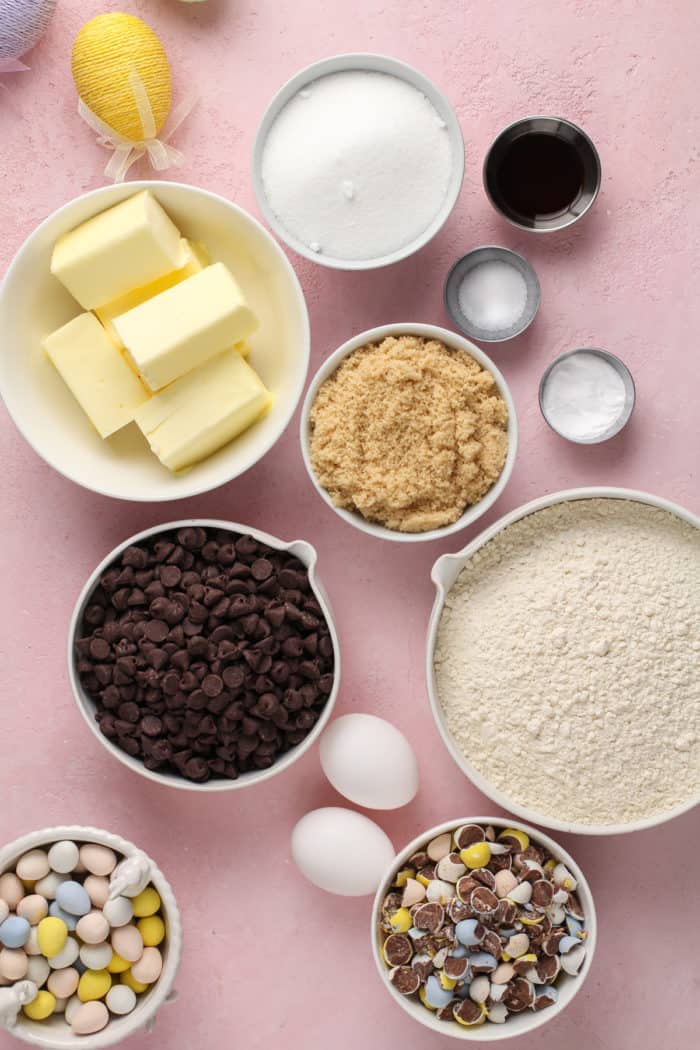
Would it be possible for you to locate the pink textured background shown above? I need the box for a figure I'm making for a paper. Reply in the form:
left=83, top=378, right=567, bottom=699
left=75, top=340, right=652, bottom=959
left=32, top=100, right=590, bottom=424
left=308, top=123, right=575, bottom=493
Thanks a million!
left=1, top=1, right=698, bottom=1048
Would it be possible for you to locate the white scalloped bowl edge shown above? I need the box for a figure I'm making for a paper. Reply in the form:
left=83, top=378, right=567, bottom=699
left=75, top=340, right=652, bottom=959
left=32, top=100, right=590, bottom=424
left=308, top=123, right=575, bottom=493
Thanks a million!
left=68, top=519, right=341, bottom=791
left=0, top=825, right=182, bottom=1049
left=426, top=487, right=700, bottom=835
left=371, top=816, right=597, bottom=1040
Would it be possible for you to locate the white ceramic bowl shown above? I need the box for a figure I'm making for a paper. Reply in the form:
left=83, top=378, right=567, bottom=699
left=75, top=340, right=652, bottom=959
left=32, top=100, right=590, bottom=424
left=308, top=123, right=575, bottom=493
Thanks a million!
left=252, top=54, right=465, bottom=270
left=371, top=816, right=596, bottom=1040
left=0, top=825, right=182, bottom=1049
left=426, top=487, right=700, bottom=834
left=68, top=519, right=341, bottom=791
left=300, top=323, right=518, bottom=542
left=0, top=181, right=310, bottom=501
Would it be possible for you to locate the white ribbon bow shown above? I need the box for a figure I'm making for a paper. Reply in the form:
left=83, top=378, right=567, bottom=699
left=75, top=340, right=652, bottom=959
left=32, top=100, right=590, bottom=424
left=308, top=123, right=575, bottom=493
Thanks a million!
left=78, top=68, right=197, bottom=183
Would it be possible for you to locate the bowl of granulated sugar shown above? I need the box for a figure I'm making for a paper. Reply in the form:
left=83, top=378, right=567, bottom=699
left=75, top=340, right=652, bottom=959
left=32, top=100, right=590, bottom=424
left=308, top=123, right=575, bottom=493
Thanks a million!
left=253, top=54, right=465, bottom=270
left=427, top=487, right=700, bottom=834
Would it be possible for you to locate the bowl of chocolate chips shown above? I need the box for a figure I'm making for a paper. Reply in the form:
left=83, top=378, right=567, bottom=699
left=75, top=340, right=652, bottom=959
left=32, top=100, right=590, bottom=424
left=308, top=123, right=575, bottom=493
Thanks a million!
left=68, top=520, right=340, bottom=790
left=372, top=817, right=596, bottom=1039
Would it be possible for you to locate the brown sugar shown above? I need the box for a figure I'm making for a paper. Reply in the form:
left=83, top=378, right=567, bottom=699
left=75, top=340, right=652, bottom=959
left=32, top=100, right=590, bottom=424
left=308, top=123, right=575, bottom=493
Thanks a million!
left=308, top=335, right=509, bottom=532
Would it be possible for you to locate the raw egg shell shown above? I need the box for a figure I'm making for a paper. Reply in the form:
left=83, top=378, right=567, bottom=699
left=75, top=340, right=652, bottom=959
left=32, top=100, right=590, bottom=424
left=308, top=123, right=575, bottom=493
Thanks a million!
left=291, top=807, right=395, bottom=896
left=320, top=713, right=419, bottom=810
left=71, top=13, right=171, bottom=141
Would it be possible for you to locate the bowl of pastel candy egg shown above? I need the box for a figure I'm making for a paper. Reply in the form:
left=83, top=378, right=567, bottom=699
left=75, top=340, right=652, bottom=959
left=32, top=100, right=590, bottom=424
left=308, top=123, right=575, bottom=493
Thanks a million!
left=0, top=826, right=181, bottom=1047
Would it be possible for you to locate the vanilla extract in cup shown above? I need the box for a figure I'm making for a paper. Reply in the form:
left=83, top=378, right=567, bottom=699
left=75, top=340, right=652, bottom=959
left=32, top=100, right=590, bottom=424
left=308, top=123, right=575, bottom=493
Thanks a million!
left=484, top=117, right=601, bottom=232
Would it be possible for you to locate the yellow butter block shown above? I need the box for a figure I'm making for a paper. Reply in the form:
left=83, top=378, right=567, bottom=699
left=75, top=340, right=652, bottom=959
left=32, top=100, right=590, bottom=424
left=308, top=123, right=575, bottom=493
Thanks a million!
left=51, top=191, right=187, bottom=310
left=114, top=262, right=258, bottom=392
left=96, top=240, right=209, bottom=347
left=135, top=348, right=270, bottom=472
left=43, top=313, right=150, bottom=439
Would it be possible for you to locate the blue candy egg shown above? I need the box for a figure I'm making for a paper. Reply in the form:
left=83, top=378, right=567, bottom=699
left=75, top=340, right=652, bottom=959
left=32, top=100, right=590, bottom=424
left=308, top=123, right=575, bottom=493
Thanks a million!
left=424, top=975, right=453, bottom=1009
left=455, top=918, right=483, bottom=946
left=469, top=951, right=497, bottom=971
left=55, top=881, right=90, bottom=917
left=0, top=915, right=30, bottom=948
left=49, top=901, right=78, bottom=930
left=565, top=915, right=584, bottom=938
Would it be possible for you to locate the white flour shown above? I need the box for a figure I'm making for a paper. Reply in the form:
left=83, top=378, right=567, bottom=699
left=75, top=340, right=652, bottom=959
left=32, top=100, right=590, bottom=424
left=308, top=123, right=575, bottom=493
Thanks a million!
left=261, top=70, right=452, bottom=260
left=434, top=499, right=700, bottom=825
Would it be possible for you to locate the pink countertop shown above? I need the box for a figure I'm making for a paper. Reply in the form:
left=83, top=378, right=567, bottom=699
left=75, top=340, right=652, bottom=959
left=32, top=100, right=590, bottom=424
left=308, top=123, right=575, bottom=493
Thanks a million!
left=0, top=1, right=698, bottom=1048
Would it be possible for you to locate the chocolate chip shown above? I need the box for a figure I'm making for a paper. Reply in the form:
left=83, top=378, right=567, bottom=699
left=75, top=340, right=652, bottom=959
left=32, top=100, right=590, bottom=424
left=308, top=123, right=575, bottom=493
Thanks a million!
left=89, top=638, right=110, bottom=661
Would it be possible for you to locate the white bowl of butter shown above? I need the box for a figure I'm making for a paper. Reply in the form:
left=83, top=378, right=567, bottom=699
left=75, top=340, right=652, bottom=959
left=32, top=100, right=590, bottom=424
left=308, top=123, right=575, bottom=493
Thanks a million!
left=0, top=182, right=310, bottom=501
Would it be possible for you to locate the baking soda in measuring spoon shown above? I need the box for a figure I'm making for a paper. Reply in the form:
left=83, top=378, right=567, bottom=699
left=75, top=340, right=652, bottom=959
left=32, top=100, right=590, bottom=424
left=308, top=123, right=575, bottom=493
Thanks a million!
left=261, top=70, right=453, bottom=260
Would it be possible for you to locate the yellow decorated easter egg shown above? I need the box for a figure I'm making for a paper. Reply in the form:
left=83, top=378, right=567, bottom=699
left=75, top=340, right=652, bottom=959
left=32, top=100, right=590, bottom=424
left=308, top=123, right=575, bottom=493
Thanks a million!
left=71, top=13, right=171, bottom=141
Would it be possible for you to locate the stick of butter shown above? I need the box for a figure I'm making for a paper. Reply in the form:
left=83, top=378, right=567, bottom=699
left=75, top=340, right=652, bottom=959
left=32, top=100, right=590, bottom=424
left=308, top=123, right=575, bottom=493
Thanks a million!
left=96, top=240, right=209, bottom=347
left=43, top=313, right=150, bottom=439
left=51, top=191, right=187, bottom=310
left=135, top=348, right=270, bottom=471
left=114, top=262, right=259, bottom=392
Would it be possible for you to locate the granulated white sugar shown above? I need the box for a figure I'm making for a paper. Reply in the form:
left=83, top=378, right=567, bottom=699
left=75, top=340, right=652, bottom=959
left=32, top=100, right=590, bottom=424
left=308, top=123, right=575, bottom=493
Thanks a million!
left=458, top=260, right=528, bottom=333
left=434, top=499, right=700, bottom=826
left=261, top=70, right=453, bottom=260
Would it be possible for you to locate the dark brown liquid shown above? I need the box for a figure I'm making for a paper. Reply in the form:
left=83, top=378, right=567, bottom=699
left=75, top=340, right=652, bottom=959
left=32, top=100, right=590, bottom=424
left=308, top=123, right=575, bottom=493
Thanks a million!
left=494, top=133, right=584, bottom=220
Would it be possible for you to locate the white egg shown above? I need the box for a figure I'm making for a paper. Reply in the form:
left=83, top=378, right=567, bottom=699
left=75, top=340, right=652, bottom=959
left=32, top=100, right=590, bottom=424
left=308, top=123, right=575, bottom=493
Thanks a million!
left=47, top=840, right=79, bottom=875
left=319, top=713, right=419, bottom=809
left=291, top=807, right=395, bottom=896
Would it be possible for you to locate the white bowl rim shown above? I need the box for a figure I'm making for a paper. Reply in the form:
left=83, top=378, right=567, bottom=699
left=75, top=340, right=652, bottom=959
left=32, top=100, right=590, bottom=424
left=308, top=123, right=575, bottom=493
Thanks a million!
left=299, top=322, right=518, bottom=542
left=426, top=486, right=700, bottom=834
left=252, top=52, right=466, bottom=270
left=370, top=814, right=597, bottom=1041
left=0, top=824, right=182, bottom=1050
left=67, top=518, right=341, bottom=792
left=0, top=179, right=311, bottom=502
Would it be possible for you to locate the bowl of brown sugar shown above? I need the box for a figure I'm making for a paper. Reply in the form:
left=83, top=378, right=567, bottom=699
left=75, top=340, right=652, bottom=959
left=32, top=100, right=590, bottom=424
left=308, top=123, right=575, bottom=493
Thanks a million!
left=300, top=324, right=517, bottom=541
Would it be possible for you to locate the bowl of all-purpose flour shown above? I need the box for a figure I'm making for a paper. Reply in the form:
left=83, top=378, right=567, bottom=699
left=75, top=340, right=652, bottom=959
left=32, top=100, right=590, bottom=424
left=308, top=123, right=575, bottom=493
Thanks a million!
left=253, top=54, right=464, bottom=269
left=426, top=488, right=700, bottom=835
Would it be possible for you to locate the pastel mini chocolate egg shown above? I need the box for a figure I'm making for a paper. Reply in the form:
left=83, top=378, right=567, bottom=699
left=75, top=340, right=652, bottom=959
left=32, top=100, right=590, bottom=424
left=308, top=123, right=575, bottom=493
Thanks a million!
left=48, top=966, right=80, bottom=999
left=72, top=14, right=171, bottom=141
left=0, top=873, right=24, bottom=909
left=49, top=901, right=77, bottom=931
left=105, top=983, right=136, bottom=1015
left=53, top=996, right=67, bottom=1014
left=131, top=886, right=160, bottom=918
left=26, top=954, right=50, bottom=986
left=71, top=999, right=109, bottom=1035
left=80, top=942, right=112, bottom=971
left=102, top=896, right=133, bottom=928
left=56, top=881, right=91, bottom=917
left=37, top=916, right=68, bottom=958
left=130, top=945, right=162, bottom=984
left=48, top=935, right=80, bottom=971
left=120, top=969, right=147, bottom=994
left=35, top=872, right=69, bottom=901
left=0, top=902, right=8, bottom=925
left=137, top=915, right=165, bottom=947
left=111, top=924, right=143, bottom=963
left=76, top=911, right=110, bottom=945
left=16, top=850, right=50, bottom=882
left=107, top=952, right=130, bottom=975
left=23, top=989, right=56, bottom=1021
left=77, top=968, right=111, bottom=1002
left=79, top=845, right=117, bottom=878
left=0, top=947, right=28, bottom=980
left=0, top=915, right=30, bottom=948
left=64, top=993, right=82, bottom=1025
left=84, top=875, right=110, bottom=909
left=47, top=841, right=80, bottom=875
left=24, top=927, right=40, bottom=956
left=17, top=895, right=49, bottom=925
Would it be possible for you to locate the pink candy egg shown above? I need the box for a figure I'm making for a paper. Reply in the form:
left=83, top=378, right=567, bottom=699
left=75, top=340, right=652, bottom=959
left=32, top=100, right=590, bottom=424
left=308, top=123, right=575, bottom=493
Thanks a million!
left=76, top=911, right=110, bottom=945
left=0, top=948, right=28, bottom=980
left=79, top=845, right=117, bottom=877
left=0, top=873, right=24, bottom=909
left=111, top=924, right=143, bottom=963
left=48, top=966, right=79, bottom=998
left=71, top=1000, right=109, bottom=1035
left=130, top=946, right=162, bottom=985
left=16, top=849, right=50, bottom=882
left=84, top=875, right=110, bottom=908
left=17, top=894, right=49, bottom=925
left=0, top=902, right=9, bottom=925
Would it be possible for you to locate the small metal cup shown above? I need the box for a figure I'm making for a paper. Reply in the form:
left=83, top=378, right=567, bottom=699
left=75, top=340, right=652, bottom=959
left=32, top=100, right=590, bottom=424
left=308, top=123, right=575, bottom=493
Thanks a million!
left=539, top=348, right=636, bottom=444
left=444, top=245, right=541, bottom=343
left=484, top=116, right=602, bottom=232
